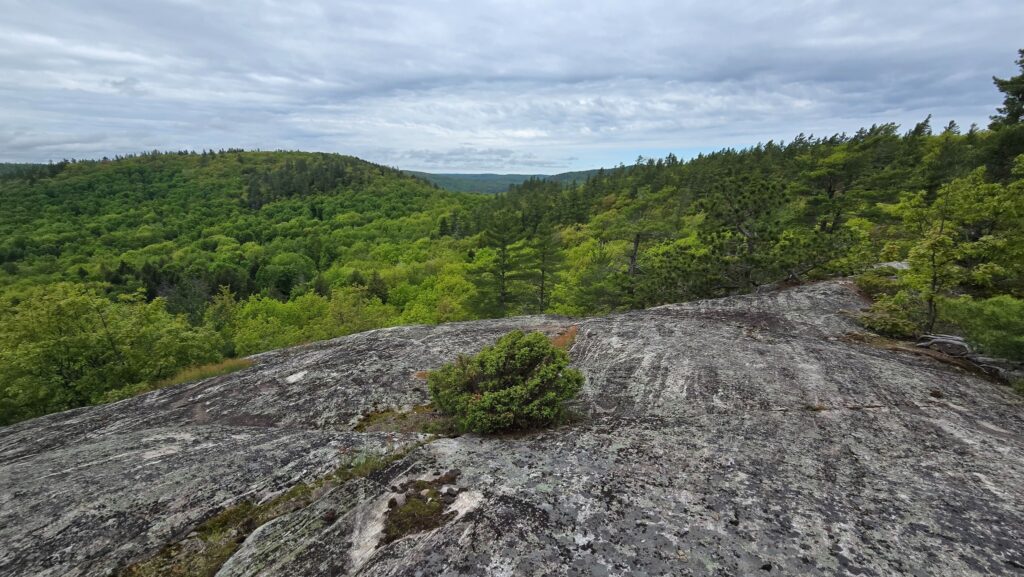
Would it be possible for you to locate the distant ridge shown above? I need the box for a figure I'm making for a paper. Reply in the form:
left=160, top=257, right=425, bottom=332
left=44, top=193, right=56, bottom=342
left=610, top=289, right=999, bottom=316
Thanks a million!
left=405, top=169, right=599, bottom=193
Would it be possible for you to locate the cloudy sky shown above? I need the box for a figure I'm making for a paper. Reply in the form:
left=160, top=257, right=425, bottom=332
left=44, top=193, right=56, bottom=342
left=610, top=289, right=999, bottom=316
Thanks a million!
left=0, top=1, right=1021, bottom=172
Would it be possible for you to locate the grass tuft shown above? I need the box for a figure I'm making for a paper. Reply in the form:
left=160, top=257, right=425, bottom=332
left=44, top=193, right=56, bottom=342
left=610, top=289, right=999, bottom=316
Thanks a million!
left=95, top=358, right=255, bottom=404
left=154, top=358, right=254, bottom=388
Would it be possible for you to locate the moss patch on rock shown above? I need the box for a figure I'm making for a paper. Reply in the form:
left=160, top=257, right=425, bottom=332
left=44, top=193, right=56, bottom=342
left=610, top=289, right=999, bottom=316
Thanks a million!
left=381, top=469, right=462, bottom=545
left=354, top=404, right=457, bottom=436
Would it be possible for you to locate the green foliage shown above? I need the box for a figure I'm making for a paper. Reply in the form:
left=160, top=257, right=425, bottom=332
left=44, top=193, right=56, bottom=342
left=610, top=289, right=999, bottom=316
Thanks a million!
left=940, top=295, right=1024, bottom=361
left=0, top=284, right=221, bottom=425
left=427, top=331, right=583, bottom=434
left=230, top=288, right=397, bottom=356
left=990, top=49, right=1024, bottom=130
left=254, top=252, right=316, bottom=299
left=858, top=290, right=925, bottom=339
left=873, top=167, right=1024, bottom=333
left=855, top=267, right=904, bottom=299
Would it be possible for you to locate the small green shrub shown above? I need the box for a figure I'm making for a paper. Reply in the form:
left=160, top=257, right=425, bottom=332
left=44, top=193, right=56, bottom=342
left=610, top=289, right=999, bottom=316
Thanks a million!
left=859, top=290, right=923, bottom=339
left=427, top=330, right=584, bottom=434
left=855, top=266, right=904, bottom=299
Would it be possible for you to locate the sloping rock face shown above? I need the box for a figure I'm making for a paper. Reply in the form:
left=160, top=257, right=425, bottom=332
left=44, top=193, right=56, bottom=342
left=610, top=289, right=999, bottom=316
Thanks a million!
left=2, top=280, right=1022, bottom=576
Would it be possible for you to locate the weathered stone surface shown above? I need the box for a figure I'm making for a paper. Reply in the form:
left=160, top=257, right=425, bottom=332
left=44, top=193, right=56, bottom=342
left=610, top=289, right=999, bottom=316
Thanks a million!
left=967, top=354, right=1024, bottom=383
left=917, top=334, right=973, bottom=357
left=2, top=279, right=1023, bottom=576
left=0, top=426, right=422, bottom=577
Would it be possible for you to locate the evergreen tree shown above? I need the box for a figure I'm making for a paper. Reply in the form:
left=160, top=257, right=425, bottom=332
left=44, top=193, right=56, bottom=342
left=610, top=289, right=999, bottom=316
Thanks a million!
left=990, top=49, right=1024, bottom=129
left=471, top=209, right=522, bottom=316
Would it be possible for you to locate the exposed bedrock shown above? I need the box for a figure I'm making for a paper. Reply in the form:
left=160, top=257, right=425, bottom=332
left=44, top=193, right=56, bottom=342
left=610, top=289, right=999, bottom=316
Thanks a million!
left=1, top=280, right=1021, bottom=576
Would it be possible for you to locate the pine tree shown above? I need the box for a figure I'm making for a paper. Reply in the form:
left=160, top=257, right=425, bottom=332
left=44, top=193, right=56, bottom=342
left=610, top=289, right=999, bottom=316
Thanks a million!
left=472, top=209, right=522, bottom=316
left=986, top=49, right=1024, bottom=181
left=517, top=223, right=564, bottom=313
left=697, top=176, right=790, bottom=291
left=990, top=49, right=1024, bottom=129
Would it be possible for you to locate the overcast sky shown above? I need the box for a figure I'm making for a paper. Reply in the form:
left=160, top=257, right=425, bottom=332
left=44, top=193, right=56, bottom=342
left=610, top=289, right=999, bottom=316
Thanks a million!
left=0, top=1, right=1021, bottom=172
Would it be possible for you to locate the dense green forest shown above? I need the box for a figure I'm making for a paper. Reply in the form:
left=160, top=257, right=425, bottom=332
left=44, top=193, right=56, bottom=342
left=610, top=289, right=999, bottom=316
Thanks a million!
left=2, top=52, right=1023, bottom=426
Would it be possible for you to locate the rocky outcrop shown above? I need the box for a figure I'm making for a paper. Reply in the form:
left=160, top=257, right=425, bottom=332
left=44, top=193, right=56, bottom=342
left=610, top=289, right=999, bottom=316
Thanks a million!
left=917, top=333, right=974, bottom=357
left=1, top=280, right=1022, bottom=576
left=916, top=334, right=1024, bottom=382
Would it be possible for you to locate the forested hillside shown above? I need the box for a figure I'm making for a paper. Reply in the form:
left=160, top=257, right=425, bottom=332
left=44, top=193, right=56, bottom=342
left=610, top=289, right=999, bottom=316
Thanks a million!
left=2, top=53, right=1023, bottom=425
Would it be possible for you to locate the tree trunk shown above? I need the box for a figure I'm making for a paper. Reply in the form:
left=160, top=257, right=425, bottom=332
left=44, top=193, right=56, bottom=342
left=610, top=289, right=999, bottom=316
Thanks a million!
left=626, top=233, right=641, bottom=300
left=627, top=233, right=641, bottom=278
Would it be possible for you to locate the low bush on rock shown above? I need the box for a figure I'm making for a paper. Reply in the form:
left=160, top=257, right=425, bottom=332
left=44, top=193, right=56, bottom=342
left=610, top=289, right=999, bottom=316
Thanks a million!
left=427, top=330, right=584, bottom=434
left=858, top=290, right=925, bottom=339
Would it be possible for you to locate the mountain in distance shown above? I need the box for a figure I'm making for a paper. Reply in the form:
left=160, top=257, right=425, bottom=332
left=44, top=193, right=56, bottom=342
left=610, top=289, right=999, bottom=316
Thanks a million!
left=405, top=168, right=600, bottom=193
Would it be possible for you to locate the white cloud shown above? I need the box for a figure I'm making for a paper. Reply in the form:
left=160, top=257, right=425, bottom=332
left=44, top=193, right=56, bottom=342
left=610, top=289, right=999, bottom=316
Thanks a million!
left=0, top=0, right=1019, bottom=170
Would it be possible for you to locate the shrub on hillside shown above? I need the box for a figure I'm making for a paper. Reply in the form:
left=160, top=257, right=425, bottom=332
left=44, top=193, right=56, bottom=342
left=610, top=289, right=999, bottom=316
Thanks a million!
left=0, top=283, right=223, bottom=425
left=427, top=330, right=583, bottom=434
left=855, top=266, right=904, bottom=299
left=858, top=290, right=924, bottom=339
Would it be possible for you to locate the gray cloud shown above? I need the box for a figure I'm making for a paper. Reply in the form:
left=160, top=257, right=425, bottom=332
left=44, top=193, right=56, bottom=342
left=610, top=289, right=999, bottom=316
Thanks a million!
left=0, top=0, right=1020, bottom=171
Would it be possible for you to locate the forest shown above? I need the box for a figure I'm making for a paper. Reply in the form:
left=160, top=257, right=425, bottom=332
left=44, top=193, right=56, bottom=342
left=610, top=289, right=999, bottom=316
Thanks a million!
left=1, top=52, right=1022, bottom=426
